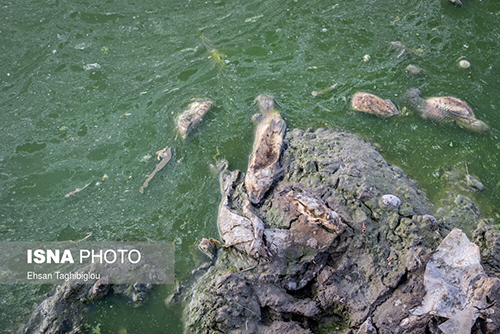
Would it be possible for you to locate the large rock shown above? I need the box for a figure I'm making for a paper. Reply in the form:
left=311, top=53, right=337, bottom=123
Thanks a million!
left=183, top=128, right=500, bottom=334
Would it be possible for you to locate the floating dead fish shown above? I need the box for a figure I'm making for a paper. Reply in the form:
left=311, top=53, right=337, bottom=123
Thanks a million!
left=405, top=64, right=423, bottom=76
left=175, top=100, right=213, bottom=139
left=139, top=147, right=172, bottom=193
left=283, top=187, right=346, bottom=233
left=65, top=183, right=91, bottom=198
left=352, top=92, right=400, bottom=117
left=311, top=83, right=337, bottom=97
left=407, top=88, right=489, bottom=132
left=83, top=63, right=101, bottom=71
left=245, top=95, right=286, bottom=204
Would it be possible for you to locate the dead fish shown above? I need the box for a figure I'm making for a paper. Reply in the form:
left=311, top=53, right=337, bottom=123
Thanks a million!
left=175, top=100, right=213, bottom=139
left=311, top=83, right=337, bottom=97
left=217, top=162, right=269, bottom=259
left=245, top=95, right=286, bottom=204
left=407, top=88, right=489, bottom=132
left=405, top=64, right=424, bottom=76
left=65, top=183, right=91, bottom=198
left=139, top=147, right=172, bottom=193
left=352, top=92, right=400, bottom=117
left=283, top=188, right=346, bottom=233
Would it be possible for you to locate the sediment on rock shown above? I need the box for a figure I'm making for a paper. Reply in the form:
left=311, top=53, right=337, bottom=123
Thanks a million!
left=184, top=127, right=500, bottom=334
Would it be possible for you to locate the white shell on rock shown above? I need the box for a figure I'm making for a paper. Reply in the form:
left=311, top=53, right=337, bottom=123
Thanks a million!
left=381, top=194, right=401, bottom=207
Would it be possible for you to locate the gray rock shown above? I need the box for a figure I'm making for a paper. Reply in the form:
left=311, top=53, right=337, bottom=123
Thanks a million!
left=411, top=228, right=488, bottom=334
left=184, top=127, right=500, bottom=334
left=184, top=128, right=447, bottom=333
left=356, top=317, right=377, bottom=334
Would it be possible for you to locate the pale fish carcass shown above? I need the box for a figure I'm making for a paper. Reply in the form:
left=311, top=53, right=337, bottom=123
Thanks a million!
left=216, top=160, right=269, bottom=260
left=282, top=186, right=346, bottom=234
left=407, top=88, right=489, bottom=132
left=245, top=95, right=287, bottom=204
left=175, top=99, right=213, bottom=139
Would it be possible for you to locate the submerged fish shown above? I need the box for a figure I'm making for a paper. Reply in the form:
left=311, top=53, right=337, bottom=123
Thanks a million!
left=139, top=147, right=172, bottom=193
left=175, top=99, right=213, bottom=139
left=388, top=41, right=424, bottom=58
left=201, top=35, right=227, bottom=66
left=245, top=95, right=286, bottom=204
left=65, top=183, right=91, bottom=198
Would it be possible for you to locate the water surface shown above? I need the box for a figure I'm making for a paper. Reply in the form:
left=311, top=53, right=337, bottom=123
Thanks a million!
left=1, top=0, right=499, bottom=332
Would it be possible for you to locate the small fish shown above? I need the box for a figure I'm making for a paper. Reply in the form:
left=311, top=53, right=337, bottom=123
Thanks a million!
left=311, top=83, right=337, bottom=97
left=283, top=187, right=345, bottom=233
left=201, top=35, right=227, bottom=66
left=139, top=147, right=172, bottom=193
left=175, top=100, right=213, bottom=139
left=65, top=183, right=91, bottom=198
left=388, top=41, right=423, bottom=58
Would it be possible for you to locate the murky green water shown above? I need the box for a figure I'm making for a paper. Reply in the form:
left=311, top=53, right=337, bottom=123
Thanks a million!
left=1, top=0, right=499, bottom=332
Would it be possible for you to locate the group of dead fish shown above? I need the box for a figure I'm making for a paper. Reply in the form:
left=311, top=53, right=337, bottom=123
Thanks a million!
left=67, top=30, right=489, bottom=262
left=137, top=39, right=488, bottom=260
left=350, top=40, right=489, bottom=132
left=143, top=94, right=344, bottom=260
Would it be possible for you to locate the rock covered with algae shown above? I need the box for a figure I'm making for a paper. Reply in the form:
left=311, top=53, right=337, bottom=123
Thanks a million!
left=184, top=127, right=500, bottom=334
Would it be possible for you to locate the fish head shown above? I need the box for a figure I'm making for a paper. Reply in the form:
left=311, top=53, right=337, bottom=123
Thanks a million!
left=467, top=119, right=490, bottom=132
left=255, top=95, right=275, bottom=114
left=407, top=88, right=423, bottom=106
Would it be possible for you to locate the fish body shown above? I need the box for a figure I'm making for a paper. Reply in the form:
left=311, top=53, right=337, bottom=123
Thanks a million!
left=139, top=147, right=172, bottom=193
left=245, top=95, right=286, bottom=204
left=175, top=100, right=213, bottom=139
left=352, top=92, right=399, bottom=117
left=216, top=162, right=269, bottom=259
left=407, top=88, right=489, bottom=132
left=283, top=188, right=345, bottom=233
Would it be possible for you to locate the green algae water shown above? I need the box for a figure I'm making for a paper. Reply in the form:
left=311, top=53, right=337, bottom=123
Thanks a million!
left=1, top=0, right=499, bottom=332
